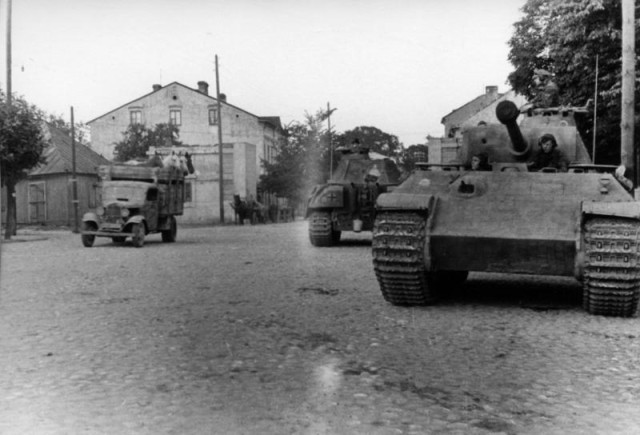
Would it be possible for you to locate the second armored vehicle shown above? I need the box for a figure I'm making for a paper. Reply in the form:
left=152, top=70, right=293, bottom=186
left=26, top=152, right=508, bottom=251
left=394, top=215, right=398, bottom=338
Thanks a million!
left=307, top=145, right=402, bottom=246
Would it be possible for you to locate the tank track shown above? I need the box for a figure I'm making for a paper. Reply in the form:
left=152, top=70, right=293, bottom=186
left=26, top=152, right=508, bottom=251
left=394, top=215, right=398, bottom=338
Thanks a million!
left=308, top=211, right=335, bottom=247
left=583, top=217, right=640, bottom=317
left=372, top=211, right=435, bottom=305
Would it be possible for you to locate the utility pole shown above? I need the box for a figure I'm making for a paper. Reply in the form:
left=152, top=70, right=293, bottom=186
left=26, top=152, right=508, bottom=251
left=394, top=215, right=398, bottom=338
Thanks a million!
left=621, top=0, right=635, bottom=185
left=6, top=0, right=11, bottom=107
left=592, top=55, right=599, bottom=163
left=71, top=107, right=79, bottom=233
left=216, top=55, right=225, bottom=223
left=326, top=103, right=337, bottom=179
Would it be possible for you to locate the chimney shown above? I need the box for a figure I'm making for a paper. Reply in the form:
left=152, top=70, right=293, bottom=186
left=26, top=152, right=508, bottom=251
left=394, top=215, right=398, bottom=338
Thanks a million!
left=219, top=93, right=227, bottom=102
left=197, top=81, right=209, bottom=95
left=152, top=84, right=162, bottom=92
left=486, top=85, right=498, bottom=95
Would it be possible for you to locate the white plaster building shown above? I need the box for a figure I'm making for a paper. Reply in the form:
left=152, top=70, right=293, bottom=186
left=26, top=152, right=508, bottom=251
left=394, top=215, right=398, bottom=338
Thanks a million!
left=87, top=81, right=285, bottom=223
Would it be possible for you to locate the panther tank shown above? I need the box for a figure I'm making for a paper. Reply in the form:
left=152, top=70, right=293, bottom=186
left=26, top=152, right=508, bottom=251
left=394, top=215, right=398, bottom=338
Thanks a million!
left=372, top=100, right=640, bottom=317
left=307, top=145, right=402, bottom=246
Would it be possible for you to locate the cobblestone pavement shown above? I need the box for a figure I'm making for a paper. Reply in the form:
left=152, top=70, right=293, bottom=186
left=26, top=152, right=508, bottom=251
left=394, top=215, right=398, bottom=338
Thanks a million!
left=1, top=221, right=640, bottom=434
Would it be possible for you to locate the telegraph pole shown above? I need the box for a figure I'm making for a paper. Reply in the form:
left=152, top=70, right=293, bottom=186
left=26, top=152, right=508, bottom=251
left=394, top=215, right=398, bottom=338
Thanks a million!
left=326, top=103, right=337, bottom=179
left=71, top=107, right=79, bottom=233
left=6, top=0, right=11, bottom=107
left=215, top=55, right=225, bottom=223
left=621, top=0, right=635, bottom=184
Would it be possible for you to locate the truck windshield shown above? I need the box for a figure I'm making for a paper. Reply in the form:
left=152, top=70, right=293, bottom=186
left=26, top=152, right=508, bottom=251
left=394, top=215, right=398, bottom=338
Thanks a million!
left=102, top=183, right=147, bottom=204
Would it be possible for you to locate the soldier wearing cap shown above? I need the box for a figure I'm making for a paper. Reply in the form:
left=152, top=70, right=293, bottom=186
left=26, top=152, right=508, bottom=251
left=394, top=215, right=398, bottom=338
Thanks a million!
left=532, top=68, right=560, bottom=107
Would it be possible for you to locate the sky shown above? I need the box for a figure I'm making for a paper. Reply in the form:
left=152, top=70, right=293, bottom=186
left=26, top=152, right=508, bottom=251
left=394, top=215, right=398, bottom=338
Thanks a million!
left=0, top=0, right=527, bottom=147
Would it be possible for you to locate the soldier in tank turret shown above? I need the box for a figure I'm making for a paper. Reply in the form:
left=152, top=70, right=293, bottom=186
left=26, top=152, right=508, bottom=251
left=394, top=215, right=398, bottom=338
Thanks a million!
left=528, top=133, right=569, bottom=172
left=469, top=152, right=491, bottom=171
left=531, top=68, right=560, bottom=108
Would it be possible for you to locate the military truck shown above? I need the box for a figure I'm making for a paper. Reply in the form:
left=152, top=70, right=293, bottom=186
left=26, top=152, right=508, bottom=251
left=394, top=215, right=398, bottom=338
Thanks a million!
left=81, top=164, right=185, bottom=248
left=307, top=145, right=402, bottom=246
left=372, top=100, right=640, bottom=317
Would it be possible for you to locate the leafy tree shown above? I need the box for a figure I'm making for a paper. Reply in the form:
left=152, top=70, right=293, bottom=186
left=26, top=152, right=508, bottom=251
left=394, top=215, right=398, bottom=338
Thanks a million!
left=259, top=109, right=332, bottom=207
left=47, top=114, right=90, bottom=146
left=507, top=0, right=640, bottom=164
left=337, top=126, right=402, bottom=157
left=399, top=144, right=429, bottom=173
left=113, top=123, right=182, bottom=162
left=0, top=93, right=49, bottom=239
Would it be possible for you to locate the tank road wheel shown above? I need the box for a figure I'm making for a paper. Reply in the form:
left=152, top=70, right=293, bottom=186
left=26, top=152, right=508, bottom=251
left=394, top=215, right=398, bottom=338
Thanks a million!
left=131, top=223, right=146, bottom=248
left=161, top=216, right=177, bottom=243
left=583, top=217, right=640, bottom=317
left=309, top=211, right=336, bottom=247
left=372, top=211, right=439, bottom=305
left=81, top=222, right=97, bottom=248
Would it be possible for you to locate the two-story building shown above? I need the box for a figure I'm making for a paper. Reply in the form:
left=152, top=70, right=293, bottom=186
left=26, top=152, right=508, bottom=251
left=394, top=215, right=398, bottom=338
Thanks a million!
left=87, top=81, right=285, bottom=224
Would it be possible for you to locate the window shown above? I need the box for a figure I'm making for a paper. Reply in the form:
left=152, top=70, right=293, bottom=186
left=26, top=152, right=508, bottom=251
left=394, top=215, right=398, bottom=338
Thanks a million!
left=130, top=110, right=142, bottom=125
left=170, top=109, right=182, bottom=126
left=208, top=108, right=218, bottom=125
left=185, top=182, right=193, bottom=203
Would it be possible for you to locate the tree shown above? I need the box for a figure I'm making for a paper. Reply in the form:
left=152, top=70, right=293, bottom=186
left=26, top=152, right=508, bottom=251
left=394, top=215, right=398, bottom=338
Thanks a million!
left=0, top=93, right=49, bottom=239
left=399, top=144, right=429, bottom=173
left=259, top=109, right=331, bottom=207
left=507, top=0, right=640, bottom=164
left=47, top=114, right=90, bottom=146
left=337, top=126, right=402, bottom=157
left=113, top=123, right=182, bottom=162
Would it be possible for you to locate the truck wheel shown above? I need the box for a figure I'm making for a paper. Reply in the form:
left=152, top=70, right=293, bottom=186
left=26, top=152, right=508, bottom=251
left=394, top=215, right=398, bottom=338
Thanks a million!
left=81, top=222, right=96, bottom=248
left=131, top=223, right=145, bottom=248
left=161, top=216, right=177, bottom=243
left=309, top=211, right=335, bottom=247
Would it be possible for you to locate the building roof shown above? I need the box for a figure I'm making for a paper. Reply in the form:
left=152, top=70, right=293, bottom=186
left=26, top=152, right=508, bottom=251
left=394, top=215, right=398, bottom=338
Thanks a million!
left=258, top=116, right=283, bottom=131
left=29, top=124, right=110, bottom=176
left=441, top=87, right=504, bottom=124
left=87, top=81, right=281, bottom=125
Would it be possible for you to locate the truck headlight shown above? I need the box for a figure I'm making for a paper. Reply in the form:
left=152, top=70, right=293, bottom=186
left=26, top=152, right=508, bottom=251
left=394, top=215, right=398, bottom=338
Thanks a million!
left=96, top=206, right=105, bottom=216
left=121, top=208, right=130, bottom=218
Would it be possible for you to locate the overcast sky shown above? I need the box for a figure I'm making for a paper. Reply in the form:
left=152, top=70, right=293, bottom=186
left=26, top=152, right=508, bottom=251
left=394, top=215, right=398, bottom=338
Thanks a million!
left=1, top=0, right=526, bottom=147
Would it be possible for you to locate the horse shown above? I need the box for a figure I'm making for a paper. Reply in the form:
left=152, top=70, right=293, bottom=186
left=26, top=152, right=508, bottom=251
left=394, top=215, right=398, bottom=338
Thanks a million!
left=162, top=151, right=181, bottom=170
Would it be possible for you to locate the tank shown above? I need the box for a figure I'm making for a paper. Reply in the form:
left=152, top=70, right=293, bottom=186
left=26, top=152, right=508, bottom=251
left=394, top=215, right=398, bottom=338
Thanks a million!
left=307, top=145, right=402, bottom=246
left=372, top=100, right=640, bottom=317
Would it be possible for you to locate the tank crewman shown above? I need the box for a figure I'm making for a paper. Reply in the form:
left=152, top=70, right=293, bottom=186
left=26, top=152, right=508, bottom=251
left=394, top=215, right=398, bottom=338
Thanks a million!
left=470, top=152, right=491, bottom=171
left=531, top=68, right=560, bottom=108
left=528, top=133, right=569, bottom=172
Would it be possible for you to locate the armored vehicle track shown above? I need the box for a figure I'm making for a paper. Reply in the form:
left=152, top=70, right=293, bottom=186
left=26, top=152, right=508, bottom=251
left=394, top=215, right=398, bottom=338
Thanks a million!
left=372, top=211, right=436, bottom=305
left=583, top=217, right=640, bottom=317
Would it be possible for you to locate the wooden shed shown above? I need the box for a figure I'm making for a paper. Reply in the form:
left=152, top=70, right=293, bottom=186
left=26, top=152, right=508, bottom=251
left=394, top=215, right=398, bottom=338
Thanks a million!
left=3, top=124, right=110, bottom=226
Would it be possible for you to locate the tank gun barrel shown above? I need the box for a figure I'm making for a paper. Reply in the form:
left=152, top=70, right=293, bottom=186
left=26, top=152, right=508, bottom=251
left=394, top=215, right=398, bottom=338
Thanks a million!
left=496, top=100, right=528, bottom=155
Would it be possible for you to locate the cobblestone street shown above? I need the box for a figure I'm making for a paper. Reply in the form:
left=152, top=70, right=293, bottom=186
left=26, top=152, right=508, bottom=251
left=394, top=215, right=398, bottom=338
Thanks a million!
left=1, top=221, right=640, bottom=434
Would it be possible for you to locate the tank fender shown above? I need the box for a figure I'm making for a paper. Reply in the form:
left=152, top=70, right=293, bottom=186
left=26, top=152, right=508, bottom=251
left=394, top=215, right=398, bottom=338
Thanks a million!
left=82, top=212, right=98, bottom=223
left=307, top=184, right=344, bottom=210
left=376, top=192, right=434, bottom=211
left=581, top=201, right=640, bottom=220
